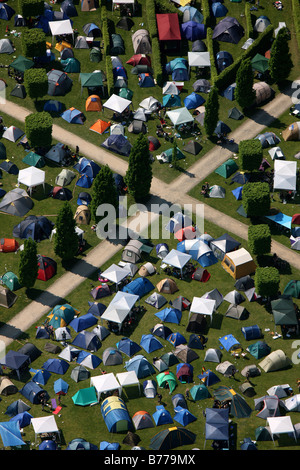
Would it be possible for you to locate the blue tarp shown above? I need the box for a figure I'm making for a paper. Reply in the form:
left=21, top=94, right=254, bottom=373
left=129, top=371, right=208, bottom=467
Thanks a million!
left=0, top=421, right=25, bottom=447
left=122, top=277, right=154, bottom=298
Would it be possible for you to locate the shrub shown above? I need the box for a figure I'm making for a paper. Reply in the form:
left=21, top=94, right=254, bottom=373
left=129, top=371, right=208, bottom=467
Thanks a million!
left=255, top=266, right=280, bottom=297
left=125, top=134, right=152, bottom=201
left=25, top=111, right=52, bottom=148
left=269, top=27, right=293, bottom=83
left=19, top=0, right=44, bottom=18
left=24, top=68, right=48, bottom=101
left=235, top=58, right=256, bottom=110
left=22, top=28, right=46, bottom=58
left=242, top=182, right=270, bottom=218
left=204, top=86, right=219, bottom=136
left=18, top=238, right=38, bottom=289
left=248, top=224, right=271, bottom=256
left=54, top=202, right=79, bottom=261
left=238, top=139, right=263, bottom=171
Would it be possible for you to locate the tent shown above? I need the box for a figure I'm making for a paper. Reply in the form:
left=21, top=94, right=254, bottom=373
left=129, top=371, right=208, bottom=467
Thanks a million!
left=212, top=1, right=228, bottom=17
left=90, top=47, right=101, bottom=63
left=183, top=92, right=205, bottom=109
left=212, top=16, right=244, bottom=44
left=181, top=21, right=206, bottom=41
left=253, top=82, right=274, bottom=105
left=125, top=355, right=155, bottom=379
left=2, top=126, right=24, bottom=142
left=5, top=400, right=30, bottom=418
left=20, top=382, right=49, bottom=404
left=67, top=438, right=96, bottom=450
left=173, top=345, right=199, bottom=363
left=155, top=307, right=182, bottom=324
left=85, top=95, right=102, bottom=112
left=31, top=416, right=60, bottom=444
left=204, top=348, right=222, bottom=363
left=228, top=107, right=243, bottom=120
left=60, top=0, right=78, bottom=16
left=74, top=36, right=89, bottom=49
left=215, top=159, right=238, bottom=178
left=166, top=107, right=194, bottom=127
left=251, top=53, right=269, bottom=73
left=214, top=386, right=252, bottom=418
left=132, top=411, right=154, bottom=430
left=0, top=286, right=17, bottom=308
left=81, top=0, right=97, bottom=11
left=198, top=369, right=220, bottom=386
left=90, top=373, right=121, bottom=401
left=204, top=408, right=229, bottom=449
left=151, top=323, right=173, bottom=340
left=254, top=16, right=271, bottom=33
left=47, top=304, right=79, bottom=328
left=283, top=280, right=300, bottom=298
left=110, top=33, right=125, bottom=55
left=22, top=151, right=45, bottom=168
left=267, top=416, right=297, bottom=444
left=70, top=365, right=90, bottom=383
left=47, top=69, right=72, bottom=96
left=42, top=358, right=69, bottom=375
left=177, top=238, right=218, bottom=267
left=190, top=383, right=210, bottom=401
left=216, top=51, right=233, bottom=72
left=0, top=3, right=15, bottom=20
left=0, top=38, right=14, bottom=54
left=156, top=371, right=177, bottom=393
left=13, top=215, right=53, bottom=242
left=140, top=334, right=163, bottom=354
left=259, top=350, right=292, bottom=373
left=156, top=13, right=181, bottom=47
left=10, top=84, right=26, bottom=99
left=271, top=297, right=298, bottom=327
left=145, top=292, right=167, bottom=309
left=1, top=272, right=20, bottom=291
left=83, top=22, right=101, bottom=37
left=189, top=297, right=215, bottom=320
left=219, top=334, right=241, bottom=353
left=117, top=337, right=141, bottom=357
left=0, top=421, right=25, bottom=447
left=221, top=248, right=256, bottom=280
left=101, top=396, right=133, bottom=432
left=132, top=29, right=152, bottom=54
left=72, top=331, right=101, bottom=351
left=117, top=17, right=134, bottom=31
left=103, top=93, right=132, bottom=115
left=181, top=5, right=203, bottom=24
left=72, top=387, right=98, bottom=406
left=149, top=427, right=196, bottom=450
left=0, top=376, right=18, bottom=396
left=152, top=405, right=173, bottom=426
left=69, top=313, right=97, bottom=332
left=49, top=19, right=74, bottom=43
left=61, top=57, right=80, bottom=73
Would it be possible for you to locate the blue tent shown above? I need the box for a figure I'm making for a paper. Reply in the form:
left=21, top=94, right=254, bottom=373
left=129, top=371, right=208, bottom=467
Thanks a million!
left=241, top=325, right=262, bottom=341
left=101, top=134, right=132, bottom=157
left=113, top=66, right=127, bottom=79
left=69, top=313, right=98, bottom=332
left=0, top=3, right=15, bottom=20
left=100, top=441, right=120, bottom=450
left=197, top=369, right=221, bottom=386
left=44, top=100, right=63, bottom=113
left=173, top=406, right=196, bottom=426
left=20, top=382, right=49, bottom=404
left=155, top=307, right=182, bottom=324
left=212, top=2, right=228, bottom=17
left=183, top=92, right=205, bottom=109
left=232, top=186, right=243, bottom=200
left=74, top=157, right=101, bottom=178
left=214, top=120, right=231, bottom=136
left=231, top=172, right=250, bottom=185
left=140, top=334, right=163, bottom=354
left=180, top=5, right=203, bottom=23
left=54, top=378, right=69, bottom=395
left=165, top=57, right=188, bottom=73
left=122, top=277, right=154, bottom=298
left=219, top=334, right=241, bottom=352
left=10, top=411, right=32, bottom=428
left=76, top=174, right=93, bottom=188
left=162, top=94, right=181, bottom=107
left=265, top=212, right=292, bottom=230
left=138, top=73, right=155, bottom=87
left=181, top=21, right=206, bottom=41
left=32, top=369, right=51, bottom=385
left=117, top=337, right=142, bottom=357
left=39, top=440, right=58, bottom=450
left=152, top=405, right=173, bottom=426
left=42, top=358, right=69, bottom=375
left=167, top=332, right=186, bottom=347
left=72, top=331, right=102, bottom=351
left=172, top=67, right=189, bottom=81
left=83, top=22, right=101, bottom=37
left=61, top=107, right=84, bottom=124
left=101, top=396, right=133, bottom=433
left=0, top=421, right=25, bottom=447
left=125, top=355, right=155, bottom=378
left=67, top=438, right=98, bottom=450
left=5, top=400, right=31, bottom=418
left=60, top=0, right=78, bottom=16
left=12, top=215, right=54, bottom=242
left=216, top=51, right=233, bottom=72
left=87, top=301, right=107, bottom=317
left=222, top=82, right=236, bottom=100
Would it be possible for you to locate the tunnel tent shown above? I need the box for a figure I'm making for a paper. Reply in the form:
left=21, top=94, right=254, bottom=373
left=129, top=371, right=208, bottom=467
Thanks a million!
left=132, top=29, right=152, bottom=54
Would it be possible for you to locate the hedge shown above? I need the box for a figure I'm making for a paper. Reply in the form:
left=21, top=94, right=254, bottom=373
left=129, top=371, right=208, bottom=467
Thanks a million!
left=238, top=139, right=263, bottom=172
left=101, top=5, right=114, bottom=97
left=248, top=224, right=271, bottom=256
left=145, top=0, right=164, bottom=87
left=255, top=266, right=280, bottom=298
left=206, top=28, right=218, bottom=84
left=18, top=0, right=44, bottom=18
left=292, top=0, right=300, bottom=51
left=24, top=68, right=48, bottom=100
left=245, top=2, right=253, bottom=39
left=21, top=28, right=46, bottom=58
left=242, top=182, right=270, bottom=218
left=25, top=111, right=53, bottom=148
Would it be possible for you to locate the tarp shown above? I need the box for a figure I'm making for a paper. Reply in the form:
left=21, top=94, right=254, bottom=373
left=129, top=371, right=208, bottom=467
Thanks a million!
left=0, top=421, right=25, bottom=447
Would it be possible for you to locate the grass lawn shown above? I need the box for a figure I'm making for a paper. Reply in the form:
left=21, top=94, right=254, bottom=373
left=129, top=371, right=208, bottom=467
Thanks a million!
left=0, top=215, right=300, bottom=451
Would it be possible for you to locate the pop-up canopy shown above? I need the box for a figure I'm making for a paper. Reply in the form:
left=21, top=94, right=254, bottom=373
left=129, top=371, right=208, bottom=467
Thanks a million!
left=49, top=20, right=74, bottom=43
left=31, top=416, right=60, bottom=443
left=103, top=94, right=132, bottom=114
left=18, top=167, right=45, bottom=196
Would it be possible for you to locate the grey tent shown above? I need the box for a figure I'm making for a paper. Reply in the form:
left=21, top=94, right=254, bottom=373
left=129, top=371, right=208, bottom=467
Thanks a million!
left=204, top=348, right=222, bottom=363
left=75, top=35, right=89, bottom=49
left=259, top=350, right=292, bottom=373
left=122, top=240, right=143, bottom=263
left=254, top=16, right=271, bottom=33
left=47, top=69, right=73, bottom=96
left=18, top=343, right=41, bottom=363
left=102, top=347, right=123, bottom=366
left=70, top=365, right=90, bottom=382
left=212, top=17, right=244, bottom=44
left=10, top=84, right=26, bottom=99
left=193, top=79, right=210, bottom=93
left=254, top=395, right=288, bottom=419
left=145, top=292, right=167, bottom=309
left=0, top=38, right=14, bottom=54
left=183, top=140, right=202, bottom=155
left=224, top=290, right=245, bottom=305
left=55, top=169, right=76, bottom=186
left=241, top=364, right=261, bottom=378
left=45, top=143, right=68, bottom=165
left=228, top=107, right=243, bottom=120
left=209, top=185, right=225, bottom=198
left=0, top=285, right=17, bottom=308
left=128, top=120, right=147, bottom=134
left=225, top=304, right=249, bottom=320
left=0, top=188, right=33, bottom=216
left=110, top=34, right=125, bottom=55
left=132, top=29, right=152, bottom=54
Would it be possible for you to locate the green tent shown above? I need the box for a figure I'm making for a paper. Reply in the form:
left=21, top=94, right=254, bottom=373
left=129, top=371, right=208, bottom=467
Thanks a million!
left=47, top=304, right=80, bottom=328
left=80, top=72, right=103, bottom=88
left=190, top=384, right=210, bottom=401
left=251, top=53, right=269, bottom=73
left=213, top=386, right=252, bottom=419
left=22, top=151, right=45, bottom=168
left=61, top=58, right=81, bottom=73
left=1, top=271, right=21, bottom=291
left=156, top=371, right=177, bottom=393
left=215, top=158, right=239, bottom=178
left=9, top=55, right=34, bottom=73
left=119, top=87, right=133, bottom=100
left=90, top=47, right=102, bottom=63
left=158, top=147, right=185, bottom=164
left=228, top=107, right=244, bottom=120
left=72, top=387, right=98, bottom=406
left=283, top=280, right=300, bottom=298
left=271, top=296, right=298, bottom=325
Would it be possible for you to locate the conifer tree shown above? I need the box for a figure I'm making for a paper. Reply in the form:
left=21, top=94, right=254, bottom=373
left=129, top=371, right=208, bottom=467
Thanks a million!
left=269, top=27, right=293, bottom=83
left=90, top=165, right=118, bottom=222
left=125, top=134, right=152, bottom=201
left=204, top=86, right=219, bottom=136
left=18, top=238, right=38, bottom=289
left=235, top=58, right=256, bottom=110
left=54, top=202, right=78, bottom=260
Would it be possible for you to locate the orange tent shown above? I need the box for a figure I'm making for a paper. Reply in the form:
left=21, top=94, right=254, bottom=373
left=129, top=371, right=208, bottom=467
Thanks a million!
left=89, top=119, right=111, bottom=134
left=0, top=238, right=19, bottom=253
left=85, top=95, right=102, bottom=112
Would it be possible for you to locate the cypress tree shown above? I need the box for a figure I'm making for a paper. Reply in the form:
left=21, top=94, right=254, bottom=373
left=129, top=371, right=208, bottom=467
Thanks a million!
left=125, top=134, right=152, bottom=201
left=269, top=27, right=293, bottom=83
left=235, top=58, right=256, bottom=110
left=18, top=238, right=38, bottom=289
left=90, top=165, right=118, bottom=222
left=204, top=86, right=219, bottom=136
left=54, top=202, right=79, bottom=260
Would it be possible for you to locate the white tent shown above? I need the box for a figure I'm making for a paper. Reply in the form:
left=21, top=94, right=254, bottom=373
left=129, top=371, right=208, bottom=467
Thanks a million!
left=103, top=94, right=131, bottom=114
left=189, top=297, right=216, bottom=321
left=116, top=371, right=140, bottom=395
left=267, top=384, right=290, bottom=399
left=31, top=416, right=60, bottom=443
left=139, top=96, right=160, bottom=112
left=275, top=22, right=287, bottom=37
left=162, top=249, right=191, bottom=276
left=188, top=51, right=211, bottom=68
left=284, top=394, right=300, bottom=412
left=101, top=291, right=139, bottom=330
left=166, top=107, right=194, bottom=127
left=162, top=81, right=180, bottom=95
left=90, top=372, right=122, bottom=400
left=18, top=167, right=45, bottom=195
left=273, top=160, right=297, bottom=191
left=268, top=146, right=285, bottom=160
left=101, top=263, right=129, bottom=290
left=49, top=20, right=74, bottom=43
left=267, top=416, right=297, bottom=444
left=2, top=125, right=24, bottom=142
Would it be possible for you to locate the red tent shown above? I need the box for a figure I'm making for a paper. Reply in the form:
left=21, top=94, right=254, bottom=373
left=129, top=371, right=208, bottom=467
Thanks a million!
left=126, top=54, right=151, bottom=67
left=0, top=238, right=19, bottom=252
left=292, top=214, right=300, bottom=225
left=174, top=226, right=196, bottom=242
left=37, top=255, right=57, bottom=281
left=156, top=13, right=181, bottom=41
